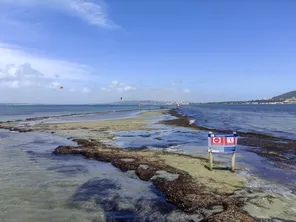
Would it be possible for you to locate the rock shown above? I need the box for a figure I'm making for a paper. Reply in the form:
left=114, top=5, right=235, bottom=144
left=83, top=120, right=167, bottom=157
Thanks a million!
left=72, top=138, right=98, bottom=147
left=205, top=207, right=255, bottom=222
left=120, top=158, right=135, bottom=162
left=139, top=164, right=149, bottom=170
left=136, top=165, right=158, bottom=181
left=151, top=170, right=179, bottom=181
left=52, top=143, right=255, bottom=221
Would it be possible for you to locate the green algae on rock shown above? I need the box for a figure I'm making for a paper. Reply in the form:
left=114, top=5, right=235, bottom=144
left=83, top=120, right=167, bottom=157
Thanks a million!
left=53, top=142, right=255, bottom=222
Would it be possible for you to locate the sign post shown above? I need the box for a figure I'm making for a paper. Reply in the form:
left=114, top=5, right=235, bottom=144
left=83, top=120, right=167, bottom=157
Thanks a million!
left=208, top=131, right=238, bottom=172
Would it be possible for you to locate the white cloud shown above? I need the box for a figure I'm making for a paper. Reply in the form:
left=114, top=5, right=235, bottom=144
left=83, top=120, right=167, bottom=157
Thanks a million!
left=0, top=0, right=117, bottom=29
left=0, top=63, right=45, bottom=88
left=184, top=89, right=191, bottom=94
left=2, top=80, right=20, bottom=88
left=0, top=43, right=94, bottom=81
left=0, top=43, right=99, bottom=97
left=68, top=0, right=117, bottom=28
left=82, top=87, right=91, bottom=93
left=101, top=80, right=136, bottom=93
left=0, top=45, right=201, bottom=103
left=0, top=62, right=69, bottom=91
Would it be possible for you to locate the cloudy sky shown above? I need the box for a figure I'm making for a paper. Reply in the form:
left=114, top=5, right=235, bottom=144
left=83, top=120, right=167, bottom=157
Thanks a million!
left=1, top=0, right=296, bottom=104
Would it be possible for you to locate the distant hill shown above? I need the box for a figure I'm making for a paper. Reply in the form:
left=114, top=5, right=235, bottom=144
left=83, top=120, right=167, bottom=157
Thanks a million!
left=201, top=90, right=296, bottom=104
left=271, top=91, right=296, bottom=101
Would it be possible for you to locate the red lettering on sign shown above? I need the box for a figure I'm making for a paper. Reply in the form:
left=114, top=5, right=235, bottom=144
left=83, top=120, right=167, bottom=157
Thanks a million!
left=210, top=137, right=224, bottom=145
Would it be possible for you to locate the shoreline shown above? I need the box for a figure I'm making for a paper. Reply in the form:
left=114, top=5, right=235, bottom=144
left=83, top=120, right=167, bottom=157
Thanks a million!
left=0, top=108, right=147, bottom=124
left=161, top=109, right=296, bottom=170
left=0, top=109, right=295, bottom=221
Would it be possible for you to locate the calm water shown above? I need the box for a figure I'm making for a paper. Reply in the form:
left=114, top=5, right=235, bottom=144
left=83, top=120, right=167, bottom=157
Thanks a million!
left=0, top=130, right=201, bottom=222
left=178, top=104, right=296, bottom=139
left=1, top=104, right=296, bottom=221
left=0, top=104, right=165, bottom=121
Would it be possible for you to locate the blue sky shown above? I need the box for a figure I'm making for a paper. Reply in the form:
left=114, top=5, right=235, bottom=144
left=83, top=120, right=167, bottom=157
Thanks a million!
left=0, top=0, right=296, bottom=103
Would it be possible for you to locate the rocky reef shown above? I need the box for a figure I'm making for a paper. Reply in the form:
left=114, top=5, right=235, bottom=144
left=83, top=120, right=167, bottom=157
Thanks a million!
left=54, top=139, right=255, bottom=222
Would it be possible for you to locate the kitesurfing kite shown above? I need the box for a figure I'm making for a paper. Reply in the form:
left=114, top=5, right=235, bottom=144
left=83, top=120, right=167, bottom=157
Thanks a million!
left=120, top=97, right=123, bottom=100
left=60, top=86, right=63, bottom=89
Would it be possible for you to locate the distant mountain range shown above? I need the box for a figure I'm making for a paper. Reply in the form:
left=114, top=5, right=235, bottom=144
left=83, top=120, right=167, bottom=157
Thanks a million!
left=202, top=90, right=296, bottom=104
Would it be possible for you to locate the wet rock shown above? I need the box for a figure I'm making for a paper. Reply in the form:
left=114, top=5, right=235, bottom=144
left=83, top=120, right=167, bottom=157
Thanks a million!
left=139, top=134, right=151, bottom=138
left=139, top=164, right=149, bottom=170
left=255, top=219, right=295, bottom=222
left=151, top=170, right=179, bottom=181
left=120, top=158, right=135, bottom=162
left=136, top=165, right=158, bottom=181
left=201, top=205, right=225, bottom=218
left=0, top=126, right=33, bottom=133
left=53, top=144, right=255, bottom=221
left=72, top=138, right=98, bottom=147
left=112, top=157, right=140, bottom=171
left=205, top=207, right=255, bottom=222
left=126, top=146, right=149, bottom=150
left=53, top=145, right=84, bottom=155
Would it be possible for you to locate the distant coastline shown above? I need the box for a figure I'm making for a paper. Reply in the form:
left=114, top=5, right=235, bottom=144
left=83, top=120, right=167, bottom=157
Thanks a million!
left=197, top=99, right=296, bottom=105
left=1, top=90, right=295, bottom=106
left=197, top=90, right=296, bottom=105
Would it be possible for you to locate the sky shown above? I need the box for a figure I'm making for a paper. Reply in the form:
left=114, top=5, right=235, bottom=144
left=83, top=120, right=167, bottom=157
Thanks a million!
left=1, top=0, right=296, bottom=104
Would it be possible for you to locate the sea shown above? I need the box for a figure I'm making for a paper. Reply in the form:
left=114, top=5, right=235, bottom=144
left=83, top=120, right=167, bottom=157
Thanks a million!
left=0, top=104, right=296, bottom=221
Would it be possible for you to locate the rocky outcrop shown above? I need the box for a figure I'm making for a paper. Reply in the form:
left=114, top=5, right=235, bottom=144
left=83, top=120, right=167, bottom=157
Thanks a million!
left=53, top=141, right=256, bottom=222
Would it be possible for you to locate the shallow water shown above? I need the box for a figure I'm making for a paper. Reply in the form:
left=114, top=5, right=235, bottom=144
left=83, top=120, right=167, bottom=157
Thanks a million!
left=1, top=105, right=296, bottom=221
left=16, top=110, right=144, bottom=127
left=0, top=104, right=163, bottom=122
left=113, top=124, right=296, bottom=192
left=0, top=130, right=203, bottom=222
left=111, top=115, right=296, bottom=220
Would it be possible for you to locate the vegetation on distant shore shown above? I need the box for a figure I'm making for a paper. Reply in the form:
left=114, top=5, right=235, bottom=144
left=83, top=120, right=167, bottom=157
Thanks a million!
left=193, top=90, right=296, bottom=105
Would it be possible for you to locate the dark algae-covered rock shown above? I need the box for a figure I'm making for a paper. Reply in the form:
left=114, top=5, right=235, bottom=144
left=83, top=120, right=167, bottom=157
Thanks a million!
left=53, top=141, right=256, bottom=222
